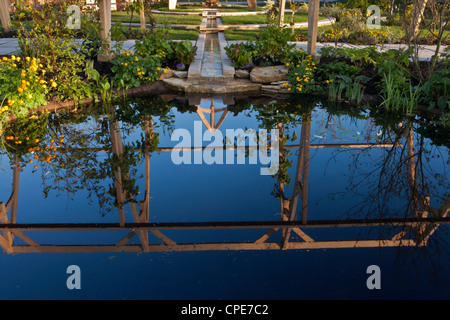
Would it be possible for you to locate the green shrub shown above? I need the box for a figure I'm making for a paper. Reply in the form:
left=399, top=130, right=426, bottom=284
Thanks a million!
left=0, top=56, right=49, bottom=123
left=254, top=25, right=295, bottom=65
left=111, top=49, right=165, bottom=89
left=224, top=42, right=255, bottom=69
left=283, top=48, right=319, bottom=94
left=15, top=0, right=96, bottom=101
left=420, top=67, right=450, bottom=111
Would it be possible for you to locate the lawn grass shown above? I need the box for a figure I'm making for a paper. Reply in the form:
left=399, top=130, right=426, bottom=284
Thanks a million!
left=220, top=12, right=323, bottom=25
left=168, top=28, right=200, bottom=40
left=224, top=26, right=332, bottom=41
left=156, top=5, right=265, bottom=12
left=111, top=11, right=203, bottom=25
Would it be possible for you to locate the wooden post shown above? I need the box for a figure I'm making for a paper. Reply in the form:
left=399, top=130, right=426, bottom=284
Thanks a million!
left=247, top=0, right=257, bottom=10
left=98, top=0, right=113, bottom=62
left=307, top=0, right=320, bottom=55
left=168, top=0, right=177, bottom=10
left=278, top=0, right=286, bottom=28
left=0, top=0, right=11, bottom=32
left=139, top=0, right=146, bottom=29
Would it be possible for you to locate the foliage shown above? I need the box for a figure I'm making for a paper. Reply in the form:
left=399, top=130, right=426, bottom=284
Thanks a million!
left=13, top=0, right=97, bottom=101
left=327, top=74, right=370, bottom=104
left=224, top=42, right=256, bottom=69
left=319, top=46, right=379, bottom=67
left=254, top=25, right=295, bottom=65
left=283, top=48, right=319, bottom=94
left=264, top=0, right=279, bottom=24
left=316, top=60, right=362, bottom=82
left=171, top=40, right=197, bottom=66
left=0, top=56, right=49, bottom=121
left=133, top=27, right=197, bottom=68
left=111, top=49, right=165, bottom=89
left=379, top=72, right=420, bottom=114
left=420, top=66, right=450, bottom=111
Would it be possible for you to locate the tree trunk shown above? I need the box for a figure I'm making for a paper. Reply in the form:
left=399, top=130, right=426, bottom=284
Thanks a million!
left=140, top=0, right=146, bottom=29
left=0, top=0, right=10, bottom=32
left=247, top=0, right=257, bottom=10
left=278, top=0, right=286, bottom=27
left=408, top=0, right=429, bottom=39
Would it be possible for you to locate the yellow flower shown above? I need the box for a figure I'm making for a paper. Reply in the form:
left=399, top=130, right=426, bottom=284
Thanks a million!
left=51, top=82, right=57, bottom=88
left=18, top=87, right=23, bottom=93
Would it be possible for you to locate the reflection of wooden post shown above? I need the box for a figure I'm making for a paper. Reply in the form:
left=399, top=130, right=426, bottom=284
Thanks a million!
left=406, top=126, right=419, bottom=216
left=280, top=115, right=312, bottom=249
left=307, top=0, right=320, bottom=55
left=210, top=104, right=215, bottom=133
left=0, top=0, right=10, bottom=32
left=301, top=118, right=311, bottom=224
left=196, top=99, right=229, bottom=134
left=98, top=0, right=113, bottom=62
left=109, top=119, right=126, bottom=226
left=0, top=155, right=20, bottom=253
left=141, top=116, right=153, bottom=223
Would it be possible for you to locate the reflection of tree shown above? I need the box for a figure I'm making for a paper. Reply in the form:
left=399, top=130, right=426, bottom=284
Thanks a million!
left=322, top=115, right=450, bottom=283
left=1, top=95, right=448, bottom=262
left=0, top=96, right=179, bottom=218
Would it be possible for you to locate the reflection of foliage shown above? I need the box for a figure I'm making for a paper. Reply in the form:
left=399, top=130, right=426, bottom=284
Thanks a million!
left=115, top=95, right=191, bottom=136
left=252, top=97, right=316, bottom=130
left=415, top=114, right=450, bottom=149
left=0, top=99, right=166, bottom=217
left=1, top=112, right=48, bottom=158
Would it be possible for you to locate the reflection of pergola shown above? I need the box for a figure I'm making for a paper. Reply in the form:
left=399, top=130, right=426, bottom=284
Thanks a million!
left=1, top=111, right=449, bottom=253
left=196, top=98, right=229, bottom=134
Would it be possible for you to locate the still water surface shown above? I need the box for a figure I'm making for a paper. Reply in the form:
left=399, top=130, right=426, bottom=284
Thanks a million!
left=0, top=94, right=448, bottom=299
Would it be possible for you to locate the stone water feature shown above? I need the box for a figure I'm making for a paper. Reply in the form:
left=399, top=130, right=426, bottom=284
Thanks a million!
left=161, top=7, right=294, bottom=94
left=162, top=9, right=263, bottom=93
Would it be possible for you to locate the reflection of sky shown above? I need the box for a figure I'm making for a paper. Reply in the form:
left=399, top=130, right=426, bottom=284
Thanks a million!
left=0, top=99, right=449, bottom=300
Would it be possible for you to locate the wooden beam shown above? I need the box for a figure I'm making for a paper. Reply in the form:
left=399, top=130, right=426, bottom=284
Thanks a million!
left=2, top=218, right=450, bottom=231
left=11, top=230, right=40, bottom=247
left=0, top=234, right=12, bottom=253
left=10, top=238, right=422, bottom=253
left=254, top=228, right=278, bottom=244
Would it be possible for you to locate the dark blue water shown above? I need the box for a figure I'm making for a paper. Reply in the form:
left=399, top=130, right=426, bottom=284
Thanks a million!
left=0, top=95, right=448, bottom=300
